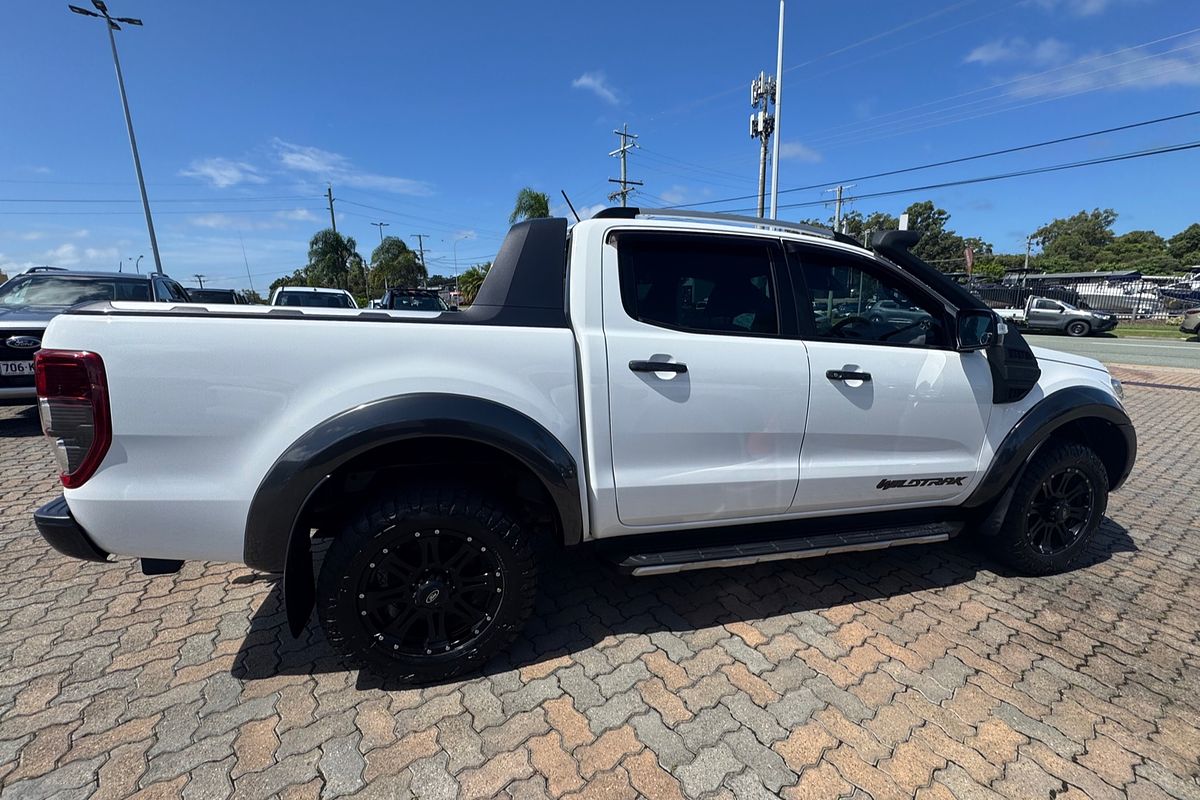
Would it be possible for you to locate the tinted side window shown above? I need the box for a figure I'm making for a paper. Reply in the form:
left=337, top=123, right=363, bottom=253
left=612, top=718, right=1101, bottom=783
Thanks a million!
left=1033, top=299, right=1059, bottom=310
left=794, top=248, right=947, bottom=348
left=616, top=233, right=779, bottom=336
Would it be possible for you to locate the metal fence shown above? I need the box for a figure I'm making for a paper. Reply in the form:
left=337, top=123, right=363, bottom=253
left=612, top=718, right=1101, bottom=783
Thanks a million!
left=967, top=272, right=1200, bottom=321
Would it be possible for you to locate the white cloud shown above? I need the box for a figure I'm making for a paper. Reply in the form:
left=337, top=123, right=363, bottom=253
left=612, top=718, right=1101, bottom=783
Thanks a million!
left=780, top=142, right=823, bottom=163
left=275, top=208, right=317, bottom=222
left=189, top=213, right=239, bottom=229
left=43, top=243, right=80, bottom=266
left=658, top=185, right=689, bottom=205
left=1006, top=41, right=1200, bottom=98
left=272, top=139, right=432, bottom=195
left=84, top=247, right=119, bottom=261
left=576, top=203, right=606, bottom=220
left=180, top=157, right=267, bottom=188
left=1031, top=0, right=1142, bottom=16
left=18, top=231, right=45, bottom=241
left=70, top=229, right=90, bottom=239
left=572, top=71, right=621, bottom=105
left=965, top=37, right=1069, bottom=66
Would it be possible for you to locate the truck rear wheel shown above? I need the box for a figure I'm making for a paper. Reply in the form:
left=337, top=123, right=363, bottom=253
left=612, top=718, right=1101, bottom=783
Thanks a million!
left=989, top=442, right=1108, bottom=575
left=1066, top=320, right=1091, bottom=337
left=316, top=483, right=537, bottom=683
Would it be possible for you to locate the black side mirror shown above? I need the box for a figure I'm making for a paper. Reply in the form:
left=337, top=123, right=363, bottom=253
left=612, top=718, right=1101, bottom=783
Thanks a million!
left=957, top=308, right=997, bottom=352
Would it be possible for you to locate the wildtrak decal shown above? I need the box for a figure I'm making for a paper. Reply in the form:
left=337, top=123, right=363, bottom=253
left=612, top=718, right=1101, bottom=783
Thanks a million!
left=877, top=476, right=967, bottom=490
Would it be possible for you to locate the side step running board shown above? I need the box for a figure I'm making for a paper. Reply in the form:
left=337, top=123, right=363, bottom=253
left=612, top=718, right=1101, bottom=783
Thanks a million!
left=614, top=522, right=959, bottom=576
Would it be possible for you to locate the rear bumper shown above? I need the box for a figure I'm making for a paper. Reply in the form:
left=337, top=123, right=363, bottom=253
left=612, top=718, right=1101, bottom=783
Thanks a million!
left=0, top=385, right=36, bottom=406
left=33, top=495, right=110, bottom=562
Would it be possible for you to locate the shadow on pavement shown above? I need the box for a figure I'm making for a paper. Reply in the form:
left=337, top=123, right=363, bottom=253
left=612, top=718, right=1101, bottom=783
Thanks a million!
left=232, top=518, right=1137, bottom=687
left=0, top=405, right=40, bottom=439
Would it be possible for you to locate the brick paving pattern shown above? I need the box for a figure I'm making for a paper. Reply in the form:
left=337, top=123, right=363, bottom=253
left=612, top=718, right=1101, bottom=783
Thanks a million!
left=0, top=363, right=1197, bottom=798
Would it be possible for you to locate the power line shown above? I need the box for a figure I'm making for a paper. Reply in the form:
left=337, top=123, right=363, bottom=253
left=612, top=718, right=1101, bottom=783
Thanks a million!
left=0, top=207, right=324, bottom=216
left=672, top=110, right=1200, bottom=209
left=0, top=195, right=318, bottom=203
left=720, top=139, right=1200, bottom=214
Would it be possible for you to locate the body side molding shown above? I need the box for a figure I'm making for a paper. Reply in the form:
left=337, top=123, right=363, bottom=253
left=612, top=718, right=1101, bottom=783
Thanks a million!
left=965, top=385, right=1136, bottom=510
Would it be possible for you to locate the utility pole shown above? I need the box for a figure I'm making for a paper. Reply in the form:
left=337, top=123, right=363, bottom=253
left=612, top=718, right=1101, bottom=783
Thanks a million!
left=823, top=185, right=856, bottom=232
left=750, top=72, right=777, bottom=218
left=326, top=184, right=337, bottom=233
left=412, top=234, right=429, bottom=286
left=193, top=274, right=206, bottom=289
left=769, top=0, right=786, bottom=219
left=608, top=124, right=642, bottom=207
left=69, top=1, right=163, bottom=273
left=371, top=221, right=389, bottom=242
left=1024, top=236, right=1033, bottom=271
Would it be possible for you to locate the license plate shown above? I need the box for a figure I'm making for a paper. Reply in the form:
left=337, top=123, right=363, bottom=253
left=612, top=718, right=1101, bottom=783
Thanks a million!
left=0, top=361, right=34, bottom=376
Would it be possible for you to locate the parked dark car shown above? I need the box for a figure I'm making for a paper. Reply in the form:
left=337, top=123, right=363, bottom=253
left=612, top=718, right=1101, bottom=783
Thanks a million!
left=0, top=270, right=190, bottom=404
left=188, top=288, right=247, bottom=304
left=380, top=288, right=450, bottom=312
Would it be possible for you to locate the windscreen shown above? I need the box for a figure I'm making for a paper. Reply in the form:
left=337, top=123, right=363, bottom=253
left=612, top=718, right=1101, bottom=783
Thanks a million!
left=276, top=291, right=353, bottom=308
left=0, top=275, right=150, bottom=306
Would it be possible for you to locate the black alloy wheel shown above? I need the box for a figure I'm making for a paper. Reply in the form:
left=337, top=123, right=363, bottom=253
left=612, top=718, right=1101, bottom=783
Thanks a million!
left=1025, top=467, right=1094, bottom=555
left=317, top=484, right=537, bottom=683
left=354, top=526, right=504, bottom=657
left=989, top=441, right=1108, bottom=575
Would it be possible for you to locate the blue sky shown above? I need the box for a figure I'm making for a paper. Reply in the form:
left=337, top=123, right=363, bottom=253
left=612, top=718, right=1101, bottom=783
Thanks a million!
left=2, top=0, right=1198, bottom=289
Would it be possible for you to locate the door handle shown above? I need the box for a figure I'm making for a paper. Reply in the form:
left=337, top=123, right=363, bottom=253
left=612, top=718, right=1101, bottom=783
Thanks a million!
left=629, top=360, right=687, bottom=374
left=827, top=369, right=871, bottom=382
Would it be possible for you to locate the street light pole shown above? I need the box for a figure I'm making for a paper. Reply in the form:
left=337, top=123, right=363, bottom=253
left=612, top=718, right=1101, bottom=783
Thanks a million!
left=371, top=221, right=389, bottom=243
left=135, top=254, right=143, bottom=274
left=69, top=2, right=163, bottom=273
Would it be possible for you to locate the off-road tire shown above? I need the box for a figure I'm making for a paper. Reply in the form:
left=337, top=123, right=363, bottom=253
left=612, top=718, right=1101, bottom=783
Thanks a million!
left=990, top=442, right=1108, bottom=575
left=317, top=483, right=537, bottom=684
left=1066, top=320, right=1091, bottom=337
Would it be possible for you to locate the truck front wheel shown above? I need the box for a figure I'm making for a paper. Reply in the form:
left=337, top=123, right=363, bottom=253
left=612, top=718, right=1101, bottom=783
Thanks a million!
left=1066, top=320, right=1091, bottom=337
left=316, top=483, right=537, bottom=683
left=989, top=442, right=1109, bottom=575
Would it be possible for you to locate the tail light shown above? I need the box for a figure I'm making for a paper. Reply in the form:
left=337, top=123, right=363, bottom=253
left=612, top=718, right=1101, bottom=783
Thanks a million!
left=35, top=350, right=112, bottom=489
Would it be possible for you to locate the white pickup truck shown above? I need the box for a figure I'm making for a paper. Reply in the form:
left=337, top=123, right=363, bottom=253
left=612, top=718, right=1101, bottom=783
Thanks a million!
left=32, top=209, right=1135, bottom=682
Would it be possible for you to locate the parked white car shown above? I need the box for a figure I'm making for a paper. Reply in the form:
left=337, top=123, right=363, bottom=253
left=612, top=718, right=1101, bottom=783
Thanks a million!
left=270, top=286, right=358, bottom=309
left=32, top=208, right=1135, bottom=683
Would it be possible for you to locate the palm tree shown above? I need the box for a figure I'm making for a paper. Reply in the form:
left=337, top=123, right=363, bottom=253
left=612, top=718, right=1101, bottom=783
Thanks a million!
left=457, top=262, right=490, bottom=305
left=509, top=188, right=550, bottom=224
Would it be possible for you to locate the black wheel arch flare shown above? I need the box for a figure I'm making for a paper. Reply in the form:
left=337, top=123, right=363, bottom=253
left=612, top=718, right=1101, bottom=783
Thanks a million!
left=965, top=384, right=1136, bottom=513
left=243, top=393, right=582, bottom=635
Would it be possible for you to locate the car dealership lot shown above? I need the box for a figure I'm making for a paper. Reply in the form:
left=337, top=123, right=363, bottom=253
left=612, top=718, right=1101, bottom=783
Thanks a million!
left=0, top=366, right=1197, bottom=799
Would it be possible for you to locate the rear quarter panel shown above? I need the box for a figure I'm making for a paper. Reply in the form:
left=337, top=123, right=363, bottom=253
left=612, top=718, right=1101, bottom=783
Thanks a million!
left=42, top=311, right=584, bottom=563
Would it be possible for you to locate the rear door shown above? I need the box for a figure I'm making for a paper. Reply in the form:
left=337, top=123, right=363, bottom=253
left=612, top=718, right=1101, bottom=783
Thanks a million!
left=603, top=230, right=810, bottom=527
left=789, top=243, right=994, bottom=513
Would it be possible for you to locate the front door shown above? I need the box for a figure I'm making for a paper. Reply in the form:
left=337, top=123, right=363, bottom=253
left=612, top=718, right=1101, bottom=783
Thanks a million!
left=789, top=243, right=994, bottom=513
left=603, top=230, right=810, bottom=527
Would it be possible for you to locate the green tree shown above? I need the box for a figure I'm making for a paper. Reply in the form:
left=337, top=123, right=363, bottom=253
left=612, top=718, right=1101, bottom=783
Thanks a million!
left=269, top=268, right=310, bottom=293
left=1167, top=223, right=1200, bottom=266
left=426, top=273, right=454, bottom=288
left=509, top=188, right=550, bottom=224
left=306, top=229, right=362, bottom=289
left=838, top=210, right=900, bottom=242
left=899, top=201, right=991, bottom=270
left=240, top=289, right=266, bottom=304
left=972, top=261, right=1007, bottom=281
left=457, top=262, right=491, bottom=305
left=1094, top=230, right=1180, bottom=275
left=1032, top=209, right=1117, bottom=268
left=369, top=236, right=426, bottom=295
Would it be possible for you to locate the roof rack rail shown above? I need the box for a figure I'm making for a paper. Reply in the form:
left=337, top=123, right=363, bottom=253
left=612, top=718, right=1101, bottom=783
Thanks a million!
left=591, top=206, right=850, bottom=242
